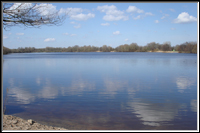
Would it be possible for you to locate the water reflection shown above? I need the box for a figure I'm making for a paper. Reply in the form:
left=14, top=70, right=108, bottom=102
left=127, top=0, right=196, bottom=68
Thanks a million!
left=8, top=75, right=96, bottom=104
left=36, top=77, right=41, bottom=85
left=8, top=78, right=60, bottom=104
left=38, top=78, right=59, bottom=99
left=8, top=87, right=36, bottom=104
left=101, top=78, right=128, bottom=96
left=61, top=76, right=96, bottom=96
left=3, top=52, right=197, bottom=129
left=175, top=77, right=196, bottom=93
left=127, top=99, right=179, bottom=126
left=190, top=99, right=197, bottom=112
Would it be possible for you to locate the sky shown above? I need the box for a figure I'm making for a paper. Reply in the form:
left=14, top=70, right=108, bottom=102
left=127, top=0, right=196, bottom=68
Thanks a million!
left=3, top=2, right=198, bottom=49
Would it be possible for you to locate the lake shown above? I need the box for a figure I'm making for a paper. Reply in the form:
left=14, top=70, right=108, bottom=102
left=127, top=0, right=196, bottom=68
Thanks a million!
left=3, top=52, right=197, bottom=130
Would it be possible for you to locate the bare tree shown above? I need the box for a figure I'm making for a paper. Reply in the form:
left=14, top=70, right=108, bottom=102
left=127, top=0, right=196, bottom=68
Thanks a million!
left=3, top=3, right=67, bottom=29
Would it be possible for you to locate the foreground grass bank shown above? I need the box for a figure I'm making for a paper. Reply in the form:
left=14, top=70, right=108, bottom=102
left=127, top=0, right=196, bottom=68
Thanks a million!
left=3, top=115, right=67, bottom=130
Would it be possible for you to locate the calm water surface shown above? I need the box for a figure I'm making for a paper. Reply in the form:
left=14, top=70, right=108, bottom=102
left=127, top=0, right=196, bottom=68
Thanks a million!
left=3, top=52, right=197, bottom=130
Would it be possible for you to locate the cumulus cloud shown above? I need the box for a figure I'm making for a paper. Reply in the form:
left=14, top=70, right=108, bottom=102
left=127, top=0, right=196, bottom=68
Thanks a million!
left=161, top=14, right=169, bottom=19
left=74, top=24, right=81, bottom=28
left=9, top=3, right=33, bottom=13
left=59, top=7, right=95, bottom=21
left=145, top=12, right=154, bottom=16
left=63, top=33, right=69, bottom=35
left=133, top=15, right=142, bottom=20
left=126, top=6, right=144, bottom=13
left=173, top=12, right=197, bottom=24
left=44, top=38, right=55, bottom=42
left=70, top=34, right=77, bottom=36
left=169, top=8, right=175, bottom=12
left=113, top=31, right=120, bottom=35
left=3, top=35, right=8, bottom=39
left=63, top=33, right=77, bottom=36
left=101, top=23, right=110, bottom=26
left=155, top=20, right=159, bottom=23
left=126, top=6, right=153, bottom=20
left=97, top=5, right=128, bottom=21
left=9, top=3, right=59, bottom=18
left=125, top=38, right=129, bottom=41
left=70, top=13, right=95, bottom=21
left=59, top=7, right=83, bottom=15
left=35, top=3, right=57, bottom=16
left=16, top=33, right=24, bottom=35
left=70, top=21, right=76, bottom=24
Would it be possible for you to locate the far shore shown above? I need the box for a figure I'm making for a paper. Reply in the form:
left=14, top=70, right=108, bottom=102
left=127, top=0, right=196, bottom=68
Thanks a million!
left=95, top=50, right=179, bottom=53
left=4, top=50, right=180, bottom=54
left=147, top=50, right=179, bottom=53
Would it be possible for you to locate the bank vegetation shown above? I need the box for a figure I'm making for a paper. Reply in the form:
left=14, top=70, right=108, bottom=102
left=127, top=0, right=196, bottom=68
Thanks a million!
left=3, top=41, right=197, bottom=54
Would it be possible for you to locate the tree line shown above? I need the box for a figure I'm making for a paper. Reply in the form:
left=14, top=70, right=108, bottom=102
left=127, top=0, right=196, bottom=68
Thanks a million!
left=3, top=41, right=197, bottom=55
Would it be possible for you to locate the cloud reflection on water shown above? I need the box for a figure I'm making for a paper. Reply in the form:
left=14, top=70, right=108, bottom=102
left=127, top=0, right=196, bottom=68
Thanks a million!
left=127, top=99, right=180, bottom=126
left=7, top=76, right=96, bottom=104
left=6, top=74, right=197, bottom=128
left=175, top=77, right=196, bottom=93
left=8, top=78, right=60, bottom=104
left=190, top=99, right=197, bottom=112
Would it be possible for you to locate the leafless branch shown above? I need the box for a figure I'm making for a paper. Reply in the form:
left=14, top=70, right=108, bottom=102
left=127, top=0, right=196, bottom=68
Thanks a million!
left=3, top=3, right=67, bottom=30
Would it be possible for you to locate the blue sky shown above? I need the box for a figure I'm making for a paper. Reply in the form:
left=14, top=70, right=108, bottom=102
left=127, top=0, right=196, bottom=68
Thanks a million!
left=3, top=2, right=198, bottom=49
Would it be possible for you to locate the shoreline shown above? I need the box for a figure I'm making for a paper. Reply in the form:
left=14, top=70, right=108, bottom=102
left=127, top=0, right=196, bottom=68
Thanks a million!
left=3, top=51, right=181, bottom=54
left=147, top=50, right=179, bottom=53
left=3, top=114, right=67, bottom=130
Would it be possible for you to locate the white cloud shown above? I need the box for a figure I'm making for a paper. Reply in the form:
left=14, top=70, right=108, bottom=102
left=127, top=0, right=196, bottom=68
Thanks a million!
left=113, top=31, right=120, bottom=35
left=10, top=3, right=58, bottom=17
left=173, top=12, right=197, bottom=24
left=155, top=20, right=159, bottom=23
left=70, top=13, right=95, bottom=21
left=169, top=8, right=175, bottom=12
left=35, top=3, right=57, bottom=16
left=126, top=6, right=144, bottom=13
left=97, top=5, right=116, bottom=12
left=16, top=33, right=24, bottom=35
left=126, top=6, right=153, bottom=20
left=97, top=5, right=128, bottom=21
left=133, top=15, right=142, bottom=20
left=63, top=33, right=69, bottom=35
left=44, top=38, right=55, bottom=42
left=74, top=24, right=81, bottom=28
left=59, top=8, right=95, bottom=21
left=161, top=14, right=169, bottom=19
left=70, top=21, right=76, bottom=24
left=125, top=38, right=129, bottom=41
left=3, top=35, right=8, bottom=39
left=145, top=12, right=154, bottom=16
left=161, top=16, right=165, bottom=19
left=59, top=7, right=83, bottom=15
left=63, top=33, right=77, bottom=36
left=9, top=3, right=33, bottom=12
left=103, top=14, right=128, bottom=21
left=101, top=23, right=110, bottom=26
left=70, top=34, right=77, bottom=36
left=171, top=28, right=176, bottom=30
